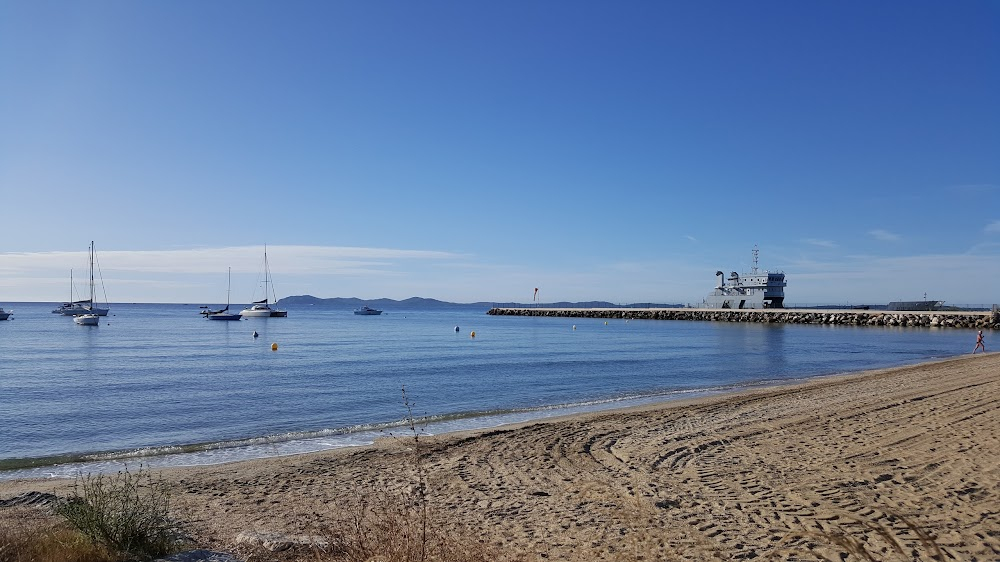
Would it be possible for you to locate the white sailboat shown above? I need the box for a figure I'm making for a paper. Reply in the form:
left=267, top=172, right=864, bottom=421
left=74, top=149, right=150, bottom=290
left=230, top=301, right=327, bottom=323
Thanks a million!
left=240, top=246, right=287, bottom=318
left=53, top=270, right=92, bottom=315
left=58, top=242, right=109, bottom=317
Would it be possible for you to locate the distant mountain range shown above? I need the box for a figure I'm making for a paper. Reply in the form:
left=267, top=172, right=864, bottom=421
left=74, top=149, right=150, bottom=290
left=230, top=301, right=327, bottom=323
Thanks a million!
left=276, top=295, right=683, bottom=310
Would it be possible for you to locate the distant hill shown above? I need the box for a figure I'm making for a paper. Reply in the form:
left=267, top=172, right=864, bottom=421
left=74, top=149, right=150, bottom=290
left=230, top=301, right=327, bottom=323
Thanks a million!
left=277, top=295, right=683, bottom=310
left=277, top=295, right=490, bottom=310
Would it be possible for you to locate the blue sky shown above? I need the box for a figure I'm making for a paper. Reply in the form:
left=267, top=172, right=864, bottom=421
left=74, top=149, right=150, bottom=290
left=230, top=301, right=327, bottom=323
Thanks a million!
left=1, top=1, right=998, bottom=306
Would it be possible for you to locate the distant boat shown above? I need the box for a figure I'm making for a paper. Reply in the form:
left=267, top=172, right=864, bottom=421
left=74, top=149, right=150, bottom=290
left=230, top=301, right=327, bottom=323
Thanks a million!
left=74, top=313, right=99, bottom=326
left=240, top=246, right=287, bottom=318
left=887, top=300, right=943, bottom=311
left=0, top=308, right=11, bottom=321
left=53, top=269, right=109, bottom=316
left=55, top=242, right=110, bottom=317
left=203, top=306, right=242, bottom=320
left=700, top=246, right=785, bottom=310
left=206, top=268, right=243, bottom=321
left=354, top=305, right=383, bottom=316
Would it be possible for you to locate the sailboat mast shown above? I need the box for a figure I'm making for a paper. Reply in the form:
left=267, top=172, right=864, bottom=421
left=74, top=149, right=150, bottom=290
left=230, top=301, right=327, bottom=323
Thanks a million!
left=89, top=242, right=95, bottom=307
left=263, top=244, right=270, bottom=305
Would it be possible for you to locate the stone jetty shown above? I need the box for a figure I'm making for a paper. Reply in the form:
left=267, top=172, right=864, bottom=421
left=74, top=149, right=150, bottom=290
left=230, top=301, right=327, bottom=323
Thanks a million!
left=487, top=307, right=1000, bottom=329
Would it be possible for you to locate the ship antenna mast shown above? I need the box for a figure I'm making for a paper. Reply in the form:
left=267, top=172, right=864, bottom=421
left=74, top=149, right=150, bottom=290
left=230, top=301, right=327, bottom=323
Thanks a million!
left=752, top=245, right=759, bottom=274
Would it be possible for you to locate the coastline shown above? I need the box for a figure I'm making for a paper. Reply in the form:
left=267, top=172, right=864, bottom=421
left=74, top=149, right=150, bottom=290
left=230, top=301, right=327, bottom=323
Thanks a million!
left=2, top=353, right=999, bottom=559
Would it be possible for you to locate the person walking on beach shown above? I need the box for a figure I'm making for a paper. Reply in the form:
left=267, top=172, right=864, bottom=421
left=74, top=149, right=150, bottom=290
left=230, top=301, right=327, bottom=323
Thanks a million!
left=973, top=330, right=986, bottom=353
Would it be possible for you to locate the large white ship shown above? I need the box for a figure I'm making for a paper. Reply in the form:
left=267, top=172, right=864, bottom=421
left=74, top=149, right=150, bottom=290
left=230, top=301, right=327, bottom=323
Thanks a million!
left=701, top=247, right=786, bottom=309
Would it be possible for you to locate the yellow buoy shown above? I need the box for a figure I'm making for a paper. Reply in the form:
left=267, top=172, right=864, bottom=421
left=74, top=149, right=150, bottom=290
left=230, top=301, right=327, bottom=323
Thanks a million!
left=470, top=331, right=476, bottom=338
left=271, top=342, right=278, bottom=351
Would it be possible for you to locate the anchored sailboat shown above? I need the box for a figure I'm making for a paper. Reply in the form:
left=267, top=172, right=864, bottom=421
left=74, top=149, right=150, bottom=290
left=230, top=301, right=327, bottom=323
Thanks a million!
left=57, top=242, right=109, bottom=317
left=240, top=245, right=287, bottom=318
left=206, top=268, right=243, bottom=321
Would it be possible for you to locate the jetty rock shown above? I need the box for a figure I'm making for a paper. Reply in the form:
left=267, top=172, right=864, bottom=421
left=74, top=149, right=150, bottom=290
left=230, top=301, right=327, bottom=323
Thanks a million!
left=487, top=308, right=1000, bottom=330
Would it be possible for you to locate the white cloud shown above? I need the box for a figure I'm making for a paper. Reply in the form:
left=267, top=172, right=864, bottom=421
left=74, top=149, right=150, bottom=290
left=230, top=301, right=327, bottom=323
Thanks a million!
left=868, top=229, right=901, bottom=242
left=803, top=238, right=838, bottom=249
left=0, top=244, right=471, bottom=302
left=3, top=243, right=999, bottom=306
left=684, top=235, right=698, bottom=242
left=0, top=245, right=465, bottom=276
left=985, top=221, right=1000, bottom=234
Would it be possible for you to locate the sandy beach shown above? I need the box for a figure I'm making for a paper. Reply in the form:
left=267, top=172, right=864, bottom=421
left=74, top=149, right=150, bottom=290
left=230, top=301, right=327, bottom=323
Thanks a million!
left=3, top=353, right=999, bottom=560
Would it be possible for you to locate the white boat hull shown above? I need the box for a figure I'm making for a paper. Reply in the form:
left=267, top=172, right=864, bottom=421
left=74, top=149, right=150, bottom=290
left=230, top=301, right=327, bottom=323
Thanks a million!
left=239, top=306, right=274, bottom=317
left=74, top=314, right=99, bottom=326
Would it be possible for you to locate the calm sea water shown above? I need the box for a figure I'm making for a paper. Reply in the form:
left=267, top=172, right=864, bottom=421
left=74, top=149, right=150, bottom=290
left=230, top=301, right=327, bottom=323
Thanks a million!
left=0, top=302, right=977, bottom=480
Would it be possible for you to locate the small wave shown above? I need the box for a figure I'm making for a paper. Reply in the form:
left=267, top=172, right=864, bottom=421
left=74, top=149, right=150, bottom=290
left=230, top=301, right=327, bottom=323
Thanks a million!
left=0, top=385, right=735, bottom=481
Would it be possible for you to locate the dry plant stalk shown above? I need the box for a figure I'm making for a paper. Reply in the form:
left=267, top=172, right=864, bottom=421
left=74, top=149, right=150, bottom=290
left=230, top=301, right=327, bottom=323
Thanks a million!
left=56, top=465, right=182, bottom=560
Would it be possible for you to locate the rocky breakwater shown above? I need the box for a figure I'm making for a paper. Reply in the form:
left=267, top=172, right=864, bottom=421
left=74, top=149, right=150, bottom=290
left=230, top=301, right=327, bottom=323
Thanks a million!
left=487, top=308, right=1000, bottom=330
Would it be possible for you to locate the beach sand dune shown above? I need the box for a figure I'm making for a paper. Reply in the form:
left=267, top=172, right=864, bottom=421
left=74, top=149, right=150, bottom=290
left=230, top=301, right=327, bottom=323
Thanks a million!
left=3, top=354, right=999, bottom=560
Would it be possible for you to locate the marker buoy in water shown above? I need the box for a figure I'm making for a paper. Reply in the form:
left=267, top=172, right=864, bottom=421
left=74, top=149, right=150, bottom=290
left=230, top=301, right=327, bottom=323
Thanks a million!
left=271, top=342, right=278, bottom=351
left=604, top=321, right=608, bottom=325
left=470, top=331, right=476, bottom=338
left=252, top=331, right=259, bottom=338
left=455, top=326, right=460, bottom=332
left=573, top=325, right=576, bottom=330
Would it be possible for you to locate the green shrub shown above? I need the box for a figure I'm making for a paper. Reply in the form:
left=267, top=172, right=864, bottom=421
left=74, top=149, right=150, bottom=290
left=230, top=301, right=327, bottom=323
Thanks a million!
left=56, top=465, right=181, bottom=560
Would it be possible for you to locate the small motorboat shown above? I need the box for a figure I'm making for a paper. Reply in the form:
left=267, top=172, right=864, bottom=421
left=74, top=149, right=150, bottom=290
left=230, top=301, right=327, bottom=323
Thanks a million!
left=0, top=308, right=11, bottom=321
left=74, top=314, right=99, bottom=326
left=354, top=305, right=383, bottom=316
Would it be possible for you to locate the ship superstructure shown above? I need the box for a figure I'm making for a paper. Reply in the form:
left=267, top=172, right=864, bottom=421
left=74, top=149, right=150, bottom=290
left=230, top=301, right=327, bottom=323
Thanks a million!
left=701, top=247, right=786, bottom=309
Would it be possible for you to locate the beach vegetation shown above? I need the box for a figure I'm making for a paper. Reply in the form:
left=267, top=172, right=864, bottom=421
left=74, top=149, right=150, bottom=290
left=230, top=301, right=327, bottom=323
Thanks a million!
left=55, top=465, right=185, bottom=561
left=771, top=512, right=945, bottom=561
left=318, top=386, right=502, bottom=562
left=234, top=386, right=510, bottom=562
left=0, top=507, right=115, bottom=562
left=304, top=480, right=501, bottom=562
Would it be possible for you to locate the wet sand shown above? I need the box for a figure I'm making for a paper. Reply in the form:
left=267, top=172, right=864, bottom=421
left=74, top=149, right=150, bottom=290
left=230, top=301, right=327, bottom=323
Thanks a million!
left=3, top=354, right=999, bottom=560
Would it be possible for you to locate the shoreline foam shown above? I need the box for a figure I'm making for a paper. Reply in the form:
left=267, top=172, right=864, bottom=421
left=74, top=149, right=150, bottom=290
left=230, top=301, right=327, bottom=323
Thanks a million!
left=0, top=356, right=935, bottom=480
left=3, top=353, right=998, bottom=559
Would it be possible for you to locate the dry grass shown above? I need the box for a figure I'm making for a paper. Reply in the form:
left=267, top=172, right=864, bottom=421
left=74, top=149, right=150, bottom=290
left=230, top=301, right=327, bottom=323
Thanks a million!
left=56, top=466, right=185, bottom=560
left=769, top=512, right=946, bottom=562
left=295, top=387, right=509, bottom=562
left=0, top=507, right=115, bottom=562
left=227, top=387, right=518, bottom=562
left=294, top=482, right=505, bottom=562
left=0, top=465, right=187, bottom=562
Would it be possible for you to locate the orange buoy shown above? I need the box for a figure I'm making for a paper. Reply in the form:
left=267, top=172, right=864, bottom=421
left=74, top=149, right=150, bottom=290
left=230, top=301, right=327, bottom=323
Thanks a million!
left=271, top=342, right=278, bottom=351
